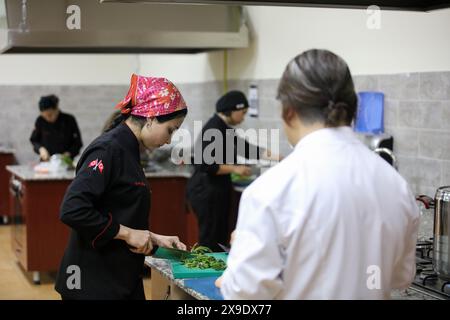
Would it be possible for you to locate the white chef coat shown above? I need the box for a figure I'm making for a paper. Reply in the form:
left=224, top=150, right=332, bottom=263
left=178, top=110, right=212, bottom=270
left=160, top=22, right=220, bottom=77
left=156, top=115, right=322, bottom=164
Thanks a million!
left=220, top=126, right=419, bottom=300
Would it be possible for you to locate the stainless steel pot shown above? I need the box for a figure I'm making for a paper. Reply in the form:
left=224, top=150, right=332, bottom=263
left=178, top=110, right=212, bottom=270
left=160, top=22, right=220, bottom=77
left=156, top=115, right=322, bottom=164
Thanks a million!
left=433, top=186, right=450, bottom=280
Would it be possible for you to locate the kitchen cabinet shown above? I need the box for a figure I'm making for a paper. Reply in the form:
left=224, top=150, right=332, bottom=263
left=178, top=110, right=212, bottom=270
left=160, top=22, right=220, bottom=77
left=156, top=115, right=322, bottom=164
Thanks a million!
left=0, top=151, right=15, bottom=223
left=9, top=174, right=71, bottom=284
left=147, top=177, right=199, bottom=248
left=6, top=165, right=195, bottom=283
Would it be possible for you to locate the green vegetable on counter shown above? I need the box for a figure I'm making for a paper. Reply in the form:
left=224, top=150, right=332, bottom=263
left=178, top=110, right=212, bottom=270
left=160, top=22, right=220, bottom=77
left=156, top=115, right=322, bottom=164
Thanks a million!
left=230, top=172, right=253, bottom=182
left=180, top=243, right=226, bottom=271
left=61, top=154, right=75, bottom=170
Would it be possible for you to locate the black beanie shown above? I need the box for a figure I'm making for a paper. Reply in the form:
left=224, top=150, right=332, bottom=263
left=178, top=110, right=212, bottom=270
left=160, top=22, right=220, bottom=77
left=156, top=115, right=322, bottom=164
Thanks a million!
left=39, top=95, right=59, bottom=111
left=216, top=91, right=249, bottom=113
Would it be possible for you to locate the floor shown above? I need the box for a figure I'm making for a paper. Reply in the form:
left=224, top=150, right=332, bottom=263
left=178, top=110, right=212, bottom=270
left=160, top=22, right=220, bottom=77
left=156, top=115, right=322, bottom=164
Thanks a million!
left=0, top=224, right=152, bottom=300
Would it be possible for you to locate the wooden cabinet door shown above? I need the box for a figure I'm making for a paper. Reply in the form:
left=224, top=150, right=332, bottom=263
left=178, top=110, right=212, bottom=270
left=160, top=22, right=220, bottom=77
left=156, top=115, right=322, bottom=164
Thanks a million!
left=0, top=153, right=15, bottom=217
left=10, top=177, right=27, bottom=268
left=148, top=177, right=189, bottom=244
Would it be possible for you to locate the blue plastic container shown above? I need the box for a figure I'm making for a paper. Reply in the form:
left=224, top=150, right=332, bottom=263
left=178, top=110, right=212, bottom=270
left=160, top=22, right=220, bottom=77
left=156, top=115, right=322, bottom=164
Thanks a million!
left=354, top=91, right=385, bottom=134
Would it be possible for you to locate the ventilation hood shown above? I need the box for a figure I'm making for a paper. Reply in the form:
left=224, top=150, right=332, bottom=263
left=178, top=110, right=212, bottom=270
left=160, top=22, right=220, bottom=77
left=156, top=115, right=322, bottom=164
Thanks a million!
left=103, top=0, right=450, bottom=11
left=0, top=0, right=249, bottom=53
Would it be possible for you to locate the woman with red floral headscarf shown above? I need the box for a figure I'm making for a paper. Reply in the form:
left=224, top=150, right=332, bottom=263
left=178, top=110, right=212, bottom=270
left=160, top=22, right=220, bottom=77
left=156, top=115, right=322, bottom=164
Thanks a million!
left=55, top=74, right=188, bottom=300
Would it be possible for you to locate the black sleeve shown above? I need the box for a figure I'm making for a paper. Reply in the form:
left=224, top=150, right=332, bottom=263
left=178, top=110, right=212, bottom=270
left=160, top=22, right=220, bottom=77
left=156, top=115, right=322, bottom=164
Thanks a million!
left=29, top=118, right=43, bottom=155
left=67, top=116, right=83, bottom=158
left=60, top=144, right=120, bottom=249
left=235, top=134, right=262, bottom=161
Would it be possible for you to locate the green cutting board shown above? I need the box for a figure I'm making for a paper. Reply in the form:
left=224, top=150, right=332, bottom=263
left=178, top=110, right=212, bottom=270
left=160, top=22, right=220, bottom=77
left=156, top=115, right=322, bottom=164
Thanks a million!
left=171, top=252, right=228, bottom=279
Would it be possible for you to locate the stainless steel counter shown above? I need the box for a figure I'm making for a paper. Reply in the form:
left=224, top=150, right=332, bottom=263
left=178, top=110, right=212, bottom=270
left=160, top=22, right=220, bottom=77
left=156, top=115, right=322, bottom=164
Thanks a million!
left=0, top=147, right=15, bottom=154
left=6, top=164, right=192, bottom=181
left=145, top=256, right=437, bottom=300
left=145, top=256, right=213, bottom=300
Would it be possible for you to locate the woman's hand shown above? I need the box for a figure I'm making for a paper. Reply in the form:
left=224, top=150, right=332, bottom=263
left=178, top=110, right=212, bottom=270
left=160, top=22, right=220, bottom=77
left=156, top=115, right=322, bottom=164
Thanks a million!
left=230, top=230, right=236, bottom=245
left=150, top=232, right=187, bottom=251
left=115, top=225, right=153, bottom=255
left=215, top=275, right=223, bottom=288
left=263, top=149, right=283, bottom=162
left=39, top=147, right=50, bottom=161
left=233, top=165, right=252, bottom=177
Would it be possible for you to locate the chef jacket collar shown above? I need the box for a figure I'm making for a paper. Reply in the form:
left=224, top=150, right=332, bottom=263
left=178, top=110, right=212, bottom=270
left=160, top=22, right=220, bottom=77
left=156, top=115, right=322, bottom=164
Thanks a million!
left=294, top=126, right=358, bottom=152
left=213, top=113, right=232, bottom=130
left=116, top=122, right=141, bottom=163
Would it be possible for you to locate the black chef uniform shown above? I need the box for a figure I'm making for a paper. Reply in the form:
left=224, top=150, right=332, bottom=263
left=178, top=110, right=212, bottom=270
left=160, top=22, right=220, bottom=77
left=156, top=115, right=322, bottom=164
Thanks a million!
left=186, top=114, right=260, bottom=251
left=55, top=122, right=150, bottom=300
left=30, top=112, right=83, bottom=158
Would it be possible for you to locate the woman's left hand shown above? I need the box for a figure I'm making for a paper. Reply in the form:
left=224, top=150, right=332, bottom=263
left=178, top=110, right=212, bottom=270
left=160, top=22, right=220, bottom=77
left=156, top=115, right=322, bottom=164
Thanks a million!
left=150, top=232, right=187, bottom=251
left=262, top=149, right=283, bottom=162
left=215, top=275, right=223, bottom=288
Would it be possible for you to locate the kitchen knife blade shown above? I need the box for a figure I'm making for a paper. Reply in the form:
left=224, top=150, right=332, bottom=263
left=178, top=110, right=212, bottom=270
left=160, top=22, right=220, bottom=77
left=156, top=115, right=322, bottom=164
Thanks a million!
left=217, top=243, right=230, bottom=253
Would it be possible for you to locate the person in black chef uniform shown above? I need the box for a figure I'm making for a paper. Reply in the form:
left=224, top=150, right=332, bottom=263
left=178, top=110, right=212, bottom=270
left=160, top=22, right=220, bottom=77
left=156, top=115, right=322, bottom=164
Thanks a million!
left=30, top=94, right=83, bottom=161
left=186, top=91, right=279, bottom=252
left=55, top=74, right=188, bottom=300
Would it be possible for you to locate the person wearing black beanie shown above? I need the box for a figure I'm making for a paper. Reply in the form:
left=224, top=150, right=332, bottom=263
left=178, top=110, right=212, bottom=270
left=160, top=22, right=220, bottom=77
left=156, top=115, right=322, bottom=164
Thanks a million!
left=215, top=90, right=249, bottom=114
left=186, top=90, right=279, bottom=252
left=30, top=94, right=83, bottom=161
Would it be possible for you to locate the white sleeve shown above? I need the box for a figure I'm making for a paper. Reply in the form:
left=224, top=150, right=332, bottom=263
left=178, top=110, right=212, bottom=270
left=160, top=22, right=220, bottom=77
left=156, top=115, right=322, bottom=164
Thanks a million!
left=220, top=188, right=284, bottom=299
left=392, top=190, right=420, bottom=289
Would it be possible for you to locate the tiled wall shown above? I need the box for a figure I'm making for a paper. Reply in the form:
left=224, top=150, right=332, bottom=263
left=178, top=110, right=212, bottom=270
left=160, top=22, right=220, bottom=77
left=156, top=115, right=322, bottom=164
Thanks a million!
left=0, top=82, right=222, bottom=165
left=1, top=71, right=448, bottom=196
left=353, top=72, right=450, bottom=197
left=227, top=72, right=450, bottom=196
left=0, top=85, right=129, bottom=164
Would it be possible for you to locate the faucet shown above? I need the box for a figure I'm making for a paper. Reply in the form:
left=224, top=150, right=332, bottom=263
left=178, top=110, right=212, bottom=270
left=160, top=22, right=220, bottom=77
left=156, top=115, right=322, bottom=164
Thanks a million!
left=374, top=147, right=397, bottom=170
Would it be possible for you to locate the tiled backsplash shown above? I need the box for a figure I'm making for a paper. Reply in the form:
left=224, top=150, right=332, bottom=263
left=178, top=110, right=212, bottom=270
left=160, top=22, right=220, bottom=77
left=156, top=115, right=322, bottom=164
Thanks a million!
left=0, top=82, right=222, bottom=165
left=354, top=72, right=450, bottom=196
left=1, top=71, right=448, bottom=196
left=0, top=85, right=129, bottom=165
left=226, top=72, right=450, bottom=197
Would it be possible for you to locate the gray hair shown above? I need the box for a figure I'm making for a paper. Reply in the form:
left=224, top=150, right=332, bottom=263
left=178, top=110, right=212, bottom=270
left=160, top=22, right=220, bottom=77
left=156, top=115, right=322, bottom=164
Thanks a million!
left=277, top=49, right=357, bottom=127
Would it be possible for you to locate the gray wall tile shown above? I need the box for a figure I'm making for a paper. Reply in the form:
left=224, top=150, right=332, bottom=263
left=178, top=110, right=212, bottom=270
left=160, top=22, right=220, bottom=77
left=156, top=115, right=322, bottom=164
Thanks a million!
left=398, top=101, right=425, bottom=128
left=420, top=72, right=450, bottom=100
left=442, top=161, right=450, bottom=186
left=258, top=79, right=279, bottom=99
left=258, top=98, right=282, bottom=119
left=1, top=70, right=448, bottom=196
left=390, top=128, right=419, bottom=157
left=421, top=101, right=450, bottom=130
left=384, top=99, right=398, bottom=127
left=353, top=75, right=378, bottom=92
left=378, top=73, right=420, bottom=100
left=419, top=130, right=450, bottom=160
left=397, top=100, right=450, bottom=130
left=415, top=185, right=439, bottom=198
left=397, top=156, right=442, bottom=192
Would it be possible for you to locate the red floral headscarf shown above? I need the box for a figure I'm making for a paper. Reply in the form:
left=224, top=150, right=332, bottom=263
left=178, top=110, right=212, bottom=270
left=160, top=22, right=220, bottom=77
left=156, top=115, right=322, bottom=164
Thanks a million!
left=115, top=74, right=187, bottom=118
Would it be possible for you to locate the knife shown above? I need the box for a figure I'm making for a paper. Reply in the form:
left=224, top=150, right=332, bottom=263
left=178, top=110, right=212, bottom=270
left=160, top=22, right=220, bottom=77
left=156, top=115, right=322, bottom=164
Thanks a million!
left=218, top=243, right=230, bottom=253
left=166, top=246, right=194, bottom=255
left=152, top=246, right=195, bottom=259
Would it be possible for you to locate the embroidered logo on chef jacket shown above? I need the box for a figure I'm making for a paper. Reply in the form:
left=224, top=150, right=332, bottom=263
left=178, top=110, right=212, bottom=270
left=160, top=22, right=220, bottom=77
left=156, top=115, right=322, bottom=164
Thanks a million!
left=88, top=159, right=104, bottom=173
left=133, top=181, right=146, bottom=187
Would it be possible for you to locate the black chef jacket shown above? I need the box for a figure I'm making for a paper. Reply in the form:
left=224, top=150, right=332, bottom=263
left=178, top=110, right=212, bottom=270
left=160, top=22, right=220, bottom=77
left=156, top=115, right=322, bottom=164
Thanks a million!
left=55, top=122, right=150, bottom=300
left=30, top=112, right=83, bottom=158
left=191, top=113, right=261, bottom=181
left=186, top=114, right=261, bottom=250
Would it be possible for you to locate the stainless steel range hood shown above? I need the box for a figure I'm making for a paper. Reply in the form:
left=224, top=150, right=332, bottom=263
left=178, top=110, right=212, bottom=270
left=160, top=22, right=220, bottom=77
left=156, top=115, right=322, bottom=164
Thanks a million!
left=0, top=0, right=248, bottom=53
left=102, top=0, right=450, bottom=11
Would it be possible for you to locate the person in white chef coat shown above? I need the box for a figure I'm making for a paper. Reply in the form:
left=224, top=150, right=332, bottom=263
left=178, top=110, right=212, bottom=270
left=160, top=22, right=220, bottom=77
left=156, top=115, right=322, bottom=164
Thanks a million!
left=216, top=49, right=420, bottom=300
